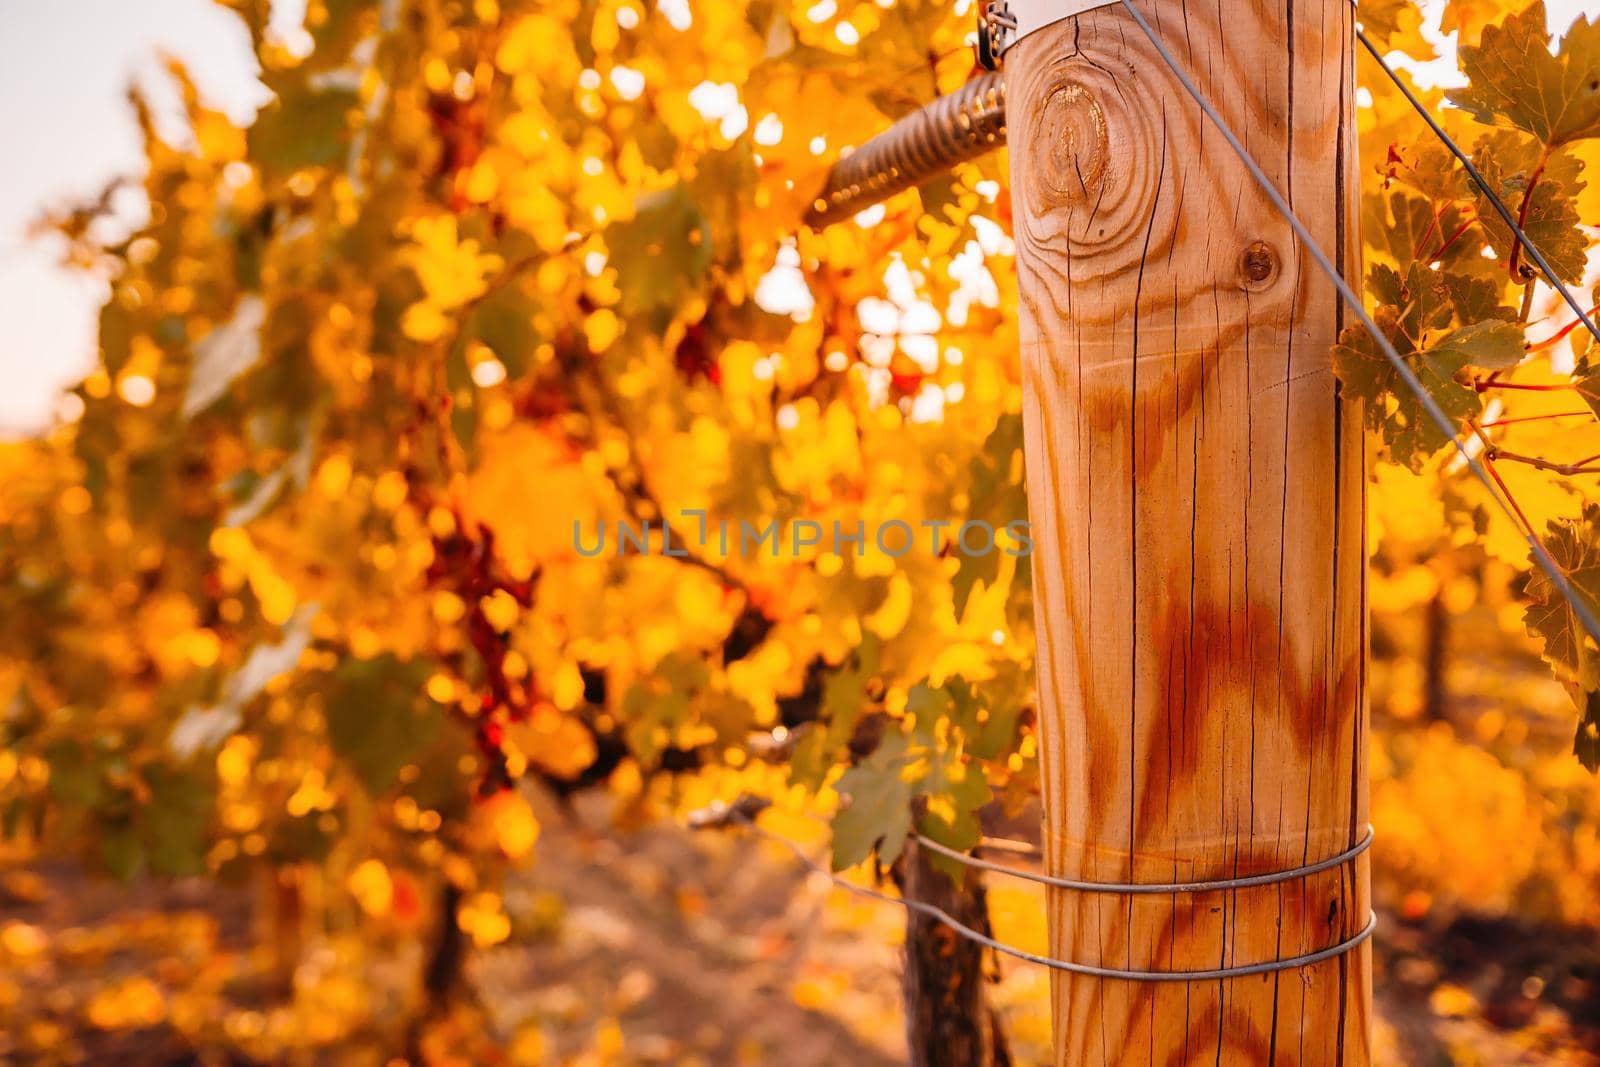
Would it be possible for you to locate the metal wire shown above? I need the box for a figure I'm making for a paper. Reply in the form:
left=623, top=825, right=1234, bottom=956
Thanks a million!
left=1112, top=0, right=1600, bottom=647
left=756, top=3, right=1600, bottom=986
left=915, top=824, right=1373, bottom=894
left=1355, top=29, right=1600, bottom=348
left=740, top=814, right=1377, bottom=981
left=813, top=25, right=1600, bottom=353
left=804, top=73, right=1006, bottom=227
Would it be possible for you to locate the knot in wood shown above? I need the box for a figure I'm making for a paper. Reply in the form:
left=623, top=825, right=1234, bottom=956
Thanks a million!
left=1239, top=240, right=1278, bottom=291
left=1037, top=81, right=1108, bottom=205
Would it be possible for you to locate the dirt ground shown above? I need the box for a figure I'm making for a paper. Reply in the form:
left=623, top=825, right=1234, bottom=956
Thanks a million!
left=2, top=789, right=1599, bottom=1066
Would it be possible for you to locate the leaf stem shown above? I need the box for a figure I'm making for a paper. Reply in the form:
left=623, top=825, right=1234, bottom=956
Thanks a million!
left=1527, top=303, right=1600, bottom=353
left=1474, top=380, right=1575, bottom=393
left=1507, top=144, right=1553, bottom=283
left=1476, top=411, right=1595, bottom=428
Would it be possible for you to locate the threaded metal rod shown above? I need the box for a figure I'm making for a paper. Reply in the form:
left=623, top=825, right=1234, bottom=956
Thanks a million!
left=804, top=72, right=1008, bottom=228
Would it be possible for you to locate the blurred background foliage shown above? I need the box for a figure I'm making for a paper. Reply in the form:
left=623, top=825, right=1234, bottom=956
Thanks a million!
left=0, top=0, right=1599, bottom=1063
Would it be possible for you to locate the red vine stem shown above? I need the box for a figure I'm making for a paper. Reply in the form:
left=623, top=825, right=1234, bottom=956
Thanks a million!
left=1506, top=144, right=1553, bottom=282
left=1526, top=303, right=1600, bottom=353
left=1429, top=210, right=1478, bottom=262
left=1413, top=202, right=1444, bottom=261
left=1476, top=411, right=1594, bottom=428
left=1474, top=380, right=1575, bottom=393
left=1464, top=420, right=1567, bottom=575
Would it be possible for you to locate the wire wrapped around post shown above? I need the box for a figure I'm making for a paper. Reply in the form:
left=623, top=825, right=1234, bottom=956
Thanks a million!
left=804, top=73, right=1008, bottom=229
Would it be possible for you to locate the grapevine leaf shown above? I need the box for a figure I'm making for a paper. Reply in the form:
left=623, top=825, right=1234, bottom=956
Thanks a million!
left=1441, top=0, right=1524, bottom=47
left=905, top=683, right=993, bottom=856
left=1363, top=192, right=1479, bottom=274
left=1577, top=370, right=1600, bottom=420
left=607, top=185, right=713, bottom=320
left=140, top=764, right=211, bottom=877
left=325, top=656, right=445, bottom=795
left=1335, top=266, right=1521, bottom=469
left=467, top=285, right=541, bottom=379
left=46, top=741, right=102, bottom=808
left=1471, top=132, right=1591, bottom=285
left=304, top=0, right=376, bottom=72
left=169, top=605, right=318, bottom=758
left=621, top=653, right=708, bottom=766
left=1448, top=2, right=1600, bottom=147
left=1359, top=0, right=1434, bottom=59
left=792, top=638, right=881, bottom=790
left=831, top=729, right=913, bottom=869
left=1427, top=318, right=1527, bottom=370
left=1443, top=272, right=1518, bottom=324
left=1577, top=687, right=1600, bottom=771
left=1391, top=142, right=1471, bottom=205
left=247, top=83, right=359, bottom=177
left=955, top=413, right=1028, bottom=616
left=1523, top=502, right=1600, bottom=690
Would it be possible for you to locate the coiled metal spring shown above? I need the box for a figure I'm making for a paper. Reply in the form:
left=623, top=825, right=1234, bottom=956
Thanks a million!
left=804, top=73, right=1008, bottom=228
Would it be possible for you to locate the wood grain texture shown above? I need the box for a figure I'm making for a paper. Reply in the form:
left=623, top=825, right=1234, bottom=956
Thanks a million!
left=1004, top=2, right=1371, bottom=1063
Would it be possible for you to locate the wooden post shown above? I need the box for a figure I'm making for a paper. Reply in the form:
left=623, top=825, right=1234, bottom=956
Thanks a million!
left=1006, top=2, right=1371, bottom=1063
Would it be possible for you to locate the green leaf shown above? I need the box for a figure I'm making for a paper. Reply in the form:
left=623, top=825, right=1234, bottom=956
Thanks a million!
left=1576, top=687, right=1600, bottom=771
left=1448, top=2, right=1600, bottom=148
left=1471, top=133, right=1591, bottom=285
left=1362, top=192, right=1478, bottom=274
left=955, top=413, right=1029, bottom=616
left=1428, top=318, right=1527, bottom=371
left=140, top=764, right=211, bottom=876
left=101, top=827, right=143, bottom=881
left=621, top=653, right=708, bottom=765
left=46, top=741, right=102, bottom=809
left=831, top=730, right=913, bottom=869
left=325, top=655, right=444, bottom=794
left=1523, top=502, right=1600, bottom=690
left=170, top=605, right=318, bottom=758
left=468, top=285, right=541, bottom=379
left=1334, top=264, right=1521, bottom=468
left=1443, top=272, right=1517, bottom=325
left=1575, top=369, right=1600, bottom=419
left=304, top=0, right=376, bottom=72
left=905, top=684, right=992, bottom=853
left=791, top=638, right=880, bottom=790
left=607, top=185, right=713, bottom=320
left=248, top=83, right=359, bottom=177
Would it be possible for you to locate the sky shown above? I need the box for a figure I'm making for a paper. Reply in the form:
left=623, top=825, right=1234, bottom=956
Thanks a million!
left=0, top=0, right=285, bottom=435
left=0, top=0, right=1593, bottom=436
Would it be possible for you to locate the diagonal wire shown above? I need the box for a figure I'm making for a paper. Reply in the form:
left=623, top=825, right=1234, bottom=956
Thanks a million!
left=914, top=824, right=1373, bottom=893
left=1115, top=0, right=1600, bottom=646
left=1354, top=29, right=1600, bottom=347
left=734, top=813, right=1378, bottom=981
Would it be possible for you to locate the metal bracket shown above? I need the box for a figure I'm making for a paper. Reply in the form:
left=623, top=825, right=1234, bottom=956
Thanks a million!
left=976, top=1, right=1017, bottom=70
left=976, top=0, right=1118, bottom=69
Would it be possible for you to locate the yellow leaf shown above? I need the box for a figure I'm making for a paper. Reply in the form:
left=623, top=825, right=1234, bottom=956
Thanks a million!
left=457, top=891, right=512, bottom=948
left=512, top=714, right=598, bottom=780
left=1, top=922, right=46, bottom=959
left=486, top=790, right=541, bottom=859
left=864, top=572, right=912, bottom=640
left=584, top=308, right=621, bottom=352
left=86, top=977, right=167, bottom=1031
left=481, top=589, right=521, bottom=632
left=348, top=859, right=395, bottom=917
left=402, top=301, right=449, bottom=343
left=550, top=660, right=584, bottom=710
